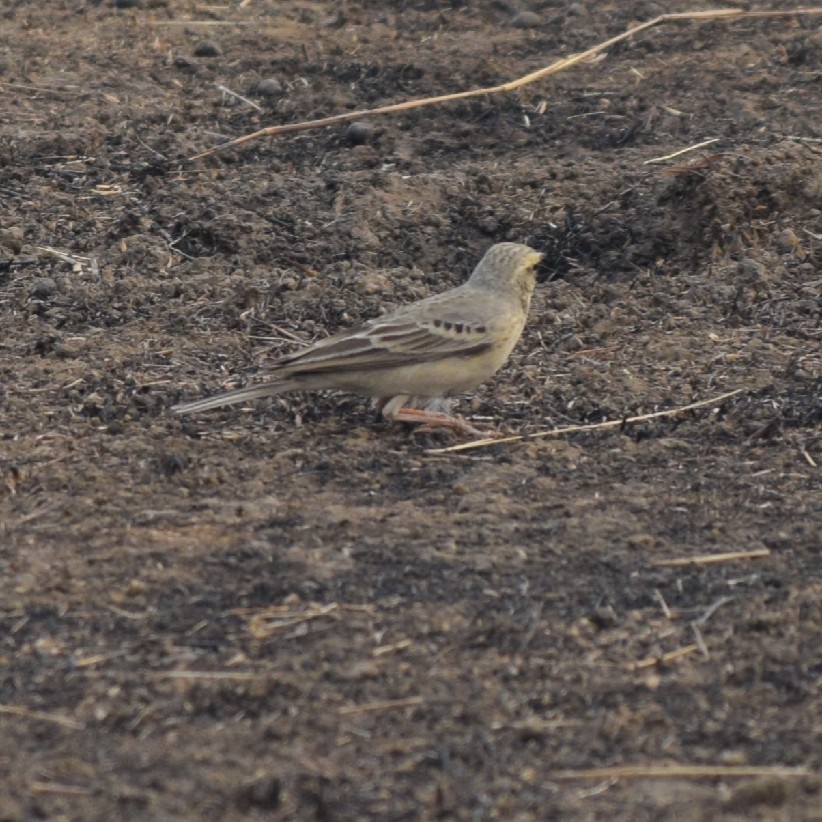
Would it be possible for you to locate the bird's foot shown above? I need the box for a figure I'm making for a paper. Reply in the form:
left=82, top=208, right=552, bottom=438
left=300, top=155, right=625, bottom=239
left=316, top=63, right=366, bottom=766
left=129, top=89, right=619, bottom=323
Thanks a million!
left=386, top=406, right=496, bottom=438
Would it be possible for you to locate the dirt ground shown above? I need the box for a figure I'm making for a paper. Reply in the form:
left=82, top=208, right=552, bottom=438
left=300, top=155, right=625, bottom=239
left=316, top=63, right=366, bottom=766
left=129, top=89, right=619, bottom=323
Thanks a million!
left=2, top=0, right=821, bottom=819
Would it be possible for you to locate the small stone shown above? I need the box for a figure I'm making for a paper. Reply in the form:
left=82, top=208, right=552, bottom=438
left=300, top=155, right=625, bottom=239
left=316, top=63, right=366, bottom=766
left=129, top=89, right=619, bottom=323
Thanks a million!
left=33, top=277, right=57, bottom=299
left=194, top=40, right=222, bottom=58
left=256, top=78, right=283, bottom=97
left=161, top=453, right=186, bottom=477
left=510, top=11, right=542, bottom=28
left=115, top=0, right=141, bottom=7
left=82, top=392, right=105, bottom=417
left=0, top=226, right=23, bottom=254
left=478, top=217, right=499, bottom=235
left=723, top=778, right=789, bottom=811
left=236, top=777, right=281, bottom=811
left=344, top=121, right=375, bottom=145
left=590, top=605, right=619, bottom=629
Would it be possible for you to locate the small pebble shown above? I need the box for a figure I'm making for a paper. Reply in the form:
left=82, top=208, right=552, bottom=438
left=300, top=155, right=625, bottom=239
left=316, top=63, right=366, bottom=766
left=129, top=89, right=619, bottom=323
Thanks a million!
left=478, top=217, right=499, bottom=235
left=33, top=277, right=57, bottom=299
left=510, top=11, right=542, bottom=28
left=194, top=40, right=222, bottom=58
left=345, top=121, right=375, bottom=145
left=82, top=392, right=105, bottom=414
left=161, top=453, right=186, bottom=477
left=174, top=57, right=196, bottom=72
left=0, top=227, right=23, bottom=254
left=722, top=777, right=789, bottom=811
left=256, top=78, right=283, bottom=97
left=590, top=605, right=619, bottom=629
left=235, top=776, right=281, bottom=811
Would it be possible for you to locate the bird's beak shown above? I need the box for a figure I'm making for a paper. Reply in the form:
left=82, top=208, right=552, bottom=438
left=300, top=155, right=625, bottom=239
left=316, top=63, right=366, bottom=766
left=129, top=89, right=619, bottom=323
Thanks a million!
left=526, top=251, right=544, bottom=272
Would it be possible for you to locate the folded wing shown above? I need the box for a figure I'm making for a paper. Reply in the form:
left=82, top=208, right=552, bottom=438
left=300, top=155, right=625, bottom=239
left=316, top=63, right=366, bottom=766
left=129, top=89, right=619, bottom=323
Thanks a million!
left=277, top=314, right=493, bottom=376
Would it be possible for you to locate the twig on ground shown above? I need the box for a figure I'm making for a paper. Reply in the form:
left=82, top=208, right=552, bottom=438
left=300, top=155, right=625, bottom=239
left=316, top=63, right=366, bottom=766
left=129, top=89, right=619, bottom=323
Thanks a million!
left=30, top=781, right=92, bottom=796
left=652, top=548, right=770, bottom=567
left=691, top=624, right=710, bottom=658
left=694, top=596, right=734, bottom=625
left=644, top=137, right=720, bottom=164
left=0, top=704, right=83, bottom=730
left=242, top=603, right=341, bottom=639
left=338, top=696, right=424, bottom=715
left=188, top=7, right=822, bottom=160
left=35, top=245, right=99, bottom=275
left=216, top=83, right=262, bottom=112
left=551, top=764, right=810, bottom=780
left=152, top=670, right=265, bottom=681
left=653, top=589, right=673, bottom=619
left=800, top=446, right=818, bottom=467
left=154, top=20, right=252, bottom=26
left=427, top=388, right=744, bottom=455
left=631, top=644, right=699, bottom=669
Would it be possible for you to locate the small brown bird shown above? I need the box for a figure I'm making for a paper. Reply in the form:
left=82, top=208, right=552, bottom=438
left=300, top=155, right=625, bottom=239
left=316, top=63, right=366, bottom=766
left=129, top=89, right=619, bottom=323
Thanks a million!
left=173, top=242, right=542, bottom=436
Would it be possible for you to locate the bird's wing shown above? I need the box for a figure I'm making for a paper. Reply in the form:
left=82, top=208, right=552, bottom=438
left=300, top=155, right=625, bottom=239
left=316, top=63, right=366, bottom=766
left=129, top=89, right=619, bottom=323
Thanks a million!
left=276, top=306, right=495, bottom=376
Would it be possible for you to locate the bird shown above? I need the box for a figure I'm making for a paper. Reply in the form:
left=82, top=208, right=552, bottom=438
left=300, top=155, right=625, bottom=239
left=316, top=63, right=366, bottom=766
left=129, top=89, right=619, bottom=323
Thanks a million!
left=173, top=242, right=543, bottom=436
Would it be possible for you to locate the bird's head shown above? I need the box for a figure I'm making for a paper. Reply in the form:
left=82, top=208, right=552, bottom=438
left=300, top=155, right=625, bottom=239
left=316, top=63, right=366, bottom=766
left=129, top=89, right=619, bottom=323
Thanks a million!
left=468, top=242, right=543, bottom=308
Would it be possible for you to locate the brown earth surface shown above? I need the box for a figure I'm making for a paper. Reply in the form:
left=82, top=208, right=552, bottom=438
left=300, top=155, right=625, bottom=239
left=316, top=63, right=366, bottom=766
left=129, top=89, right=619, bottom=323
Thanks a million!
left=2, top=1, right=822, bottom=819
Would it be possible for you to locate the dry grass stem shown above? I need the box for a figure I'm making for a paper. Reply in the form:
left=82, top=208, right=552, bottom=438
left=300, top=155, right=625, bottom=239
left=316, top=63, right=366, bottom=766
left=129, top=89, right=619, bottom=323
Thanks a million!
left=245, top=603, right=341, bottom=638
left=800, top=446, right=818, bottom=467
left=0, top=80, right=86, bottom=96
left=652, top=548, right=771, bottom=567
left=0, top=704, right=84, bottom=730
left=653, top=589, right=673, bottom=619
left=644, top=137, right=720, bottom=164
left=30, top=781, right=93, bottom=796
left=695, top=596, right=734, bottom=625
left=427, top=389, right=744, bottom=455
left=188, top=7, right=822, bottom=160
left=216, top=83, right=262, bottom=112
left=152, top=670, right=265, bottom=681
left=551, top=764, right=810, bottom=780
left=35, top=245, right=99, bottom=275
left=155, top=20, right=253, bottom=26
left=338, top=696, right=424, bottom=715
left=631, top=644, right=699, bottom=669
left=373, top=639, right=413, bottom=656
left=691, top=624, right=710, bottom=658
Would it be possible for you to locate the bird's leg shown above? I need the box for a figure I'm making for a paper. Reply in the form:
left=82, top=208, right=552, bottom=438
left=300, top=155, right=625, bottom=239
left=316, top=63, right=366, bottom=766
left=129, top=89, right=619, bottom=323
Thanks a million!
left=379, top=396, right=494, bottom=438
left=392, top=407, right=492, bottom=437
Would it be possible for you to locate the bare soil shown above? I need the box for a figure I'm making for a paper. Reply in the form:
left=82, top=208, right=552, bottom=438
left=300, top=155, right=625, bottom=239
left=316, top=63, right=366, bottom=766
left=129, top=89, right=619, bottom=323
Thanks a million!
left=2, top=1, right=821, bottom=819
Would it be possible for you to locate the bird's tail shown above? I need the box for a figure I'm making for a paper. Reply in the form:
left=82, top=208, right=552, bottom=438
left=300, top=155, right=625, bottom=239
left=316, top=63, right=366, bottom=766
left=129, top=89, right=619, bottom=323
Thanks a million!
left=172, top=379, right=293, bottom=414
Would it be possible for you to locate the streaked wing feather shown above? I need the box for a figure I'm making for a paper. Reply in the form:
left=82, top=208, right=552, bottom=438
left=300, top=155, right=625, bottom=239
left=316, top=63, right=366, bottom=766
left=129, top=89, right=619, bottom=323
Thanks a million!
left=277, top=316, right=492, bottom=376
